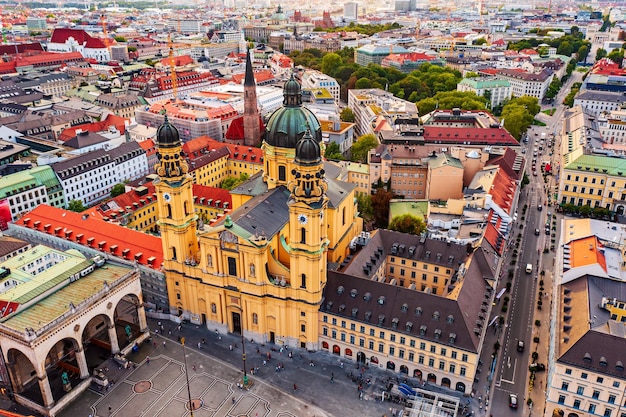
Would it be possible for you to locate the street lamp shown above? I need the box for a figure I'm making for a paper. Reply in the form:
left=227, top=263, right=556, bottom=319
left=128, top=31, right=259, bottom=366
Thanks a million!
left=180, top=337, right=194, bottom=417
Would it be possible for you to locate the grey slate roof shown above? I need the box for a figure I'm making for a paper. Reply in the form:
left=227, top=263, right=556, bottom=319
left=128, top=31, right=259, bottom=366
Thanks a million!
left=64, top=131, right=108, bottom=149
left=228, top=185, right=291, bottom=239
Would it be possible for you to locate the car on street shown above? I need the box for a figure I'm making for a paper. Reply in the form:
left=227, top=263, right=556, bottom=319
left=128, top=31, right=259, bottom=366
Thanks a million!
left=517, top=340, right=525, bottom=352
left=545, top=228, right=550, bottom=235
left=537, top=205, right=543, bottom=211
left=535, top=228, right=540, bottom=235
left=509, top=393, right=518, bottom=409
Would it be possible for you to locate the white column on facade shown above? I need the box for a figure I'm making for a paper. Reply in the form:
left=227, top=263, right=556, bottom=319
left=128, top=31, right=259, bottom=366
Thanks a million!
left=75, top=346, right=89, bottom=379
left=108, top=324, right=120, bottom=354
left=37, top=373, right=54, bottom=408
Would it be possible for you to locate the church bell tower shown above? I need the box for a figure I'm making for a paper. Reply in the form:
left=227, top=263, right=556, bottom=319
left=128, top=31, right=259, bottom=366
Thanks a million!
left=243, top=48, right=260, bottom=147
left=154, top=116, right=199, bottom=267
left=288, top=127, right=329, bottom=296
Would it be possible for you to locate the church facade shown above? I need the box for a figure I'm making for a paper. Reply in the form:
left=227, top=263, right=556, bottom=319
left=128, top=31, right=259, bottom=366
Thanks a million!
left=154, top=75, right=362, bottom=349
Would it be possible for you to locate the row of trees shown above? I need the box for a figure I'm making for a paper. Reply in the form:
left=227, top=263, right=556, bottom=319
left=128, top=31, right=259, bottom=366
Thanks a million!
left=501, top=96, right=541, bottom=140
left=506, top=26, right=591, bottom=62
left=314, top=22, right=402, bottom=36
left=290, top=48, right=462, bottom=102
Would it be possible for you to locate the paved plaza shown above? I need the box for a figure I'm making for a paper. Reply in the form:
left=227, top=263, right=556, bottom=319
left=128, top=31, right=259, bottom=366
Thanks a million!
left=54, top=318, right=400, bottom=417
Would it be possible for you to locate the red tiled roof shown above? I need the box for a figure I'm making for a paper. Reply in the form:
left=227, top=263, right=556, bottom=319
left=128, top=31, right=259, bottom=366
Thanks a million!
left=0, top=60, right=16, bottom=74
left=17, top=205, right=163, bottom=269
left=487, top=148, right=524, bottom=180
left=138, top=139, right=157, bottom=156
left=193, top=184, right=232, bottom=209
left=489, top=168, right=516, bottom=214
left=58, top=114, right=128, bottom=142
left=519, top=48, right=538, bottom=55
left=13, top=51, right=85, bottom=68
left=230, top=69, right=275, bottom=84
left=484, top=220, right=505, bottom=255
left=0, top=42, right=44, bottom=55
left=159, top=54, right=194, bottom=67
left=50, top=28, right=107, bottom=49
left=423, top=126, right=518, bottom=146
left=185, top=135, right=264, bottom=163
left=224, top=115, right=266, bottom=142
left=591, top=58, right=626, bottom=76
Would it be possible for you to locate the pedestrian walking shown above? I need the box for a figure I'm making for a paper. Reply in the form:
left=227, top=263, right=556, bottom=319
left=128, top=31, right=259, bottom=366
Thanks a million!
left=330, top=373, right=334, bottom=383
left=146, top=356, right=150, bottom=365
left=198, top=342, right=201, bottom=349
left=229, top=344, right=233, bottom=351
left=202, top=338, right=206, bottom=344
left=293, top=383, right=298, bottom=391
left=232, top=397, right=236, bottom=404
left=162, top=341, right=166, bottom=348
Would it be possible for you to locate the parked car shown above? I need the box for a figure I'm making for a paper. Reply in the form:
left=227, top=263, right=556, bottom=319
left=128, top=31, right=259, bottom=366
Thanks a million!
left=535, top=228, right=540, bottom=236
left=529, top=363, right=546, bottom=372
left=509, top=393, right=518, bottom=409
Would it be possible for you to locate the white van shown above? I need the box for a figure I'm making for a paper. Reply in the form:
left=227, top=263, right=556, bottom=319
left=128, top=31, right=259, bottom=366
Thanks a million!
left=526, top=264, right=533, bottom=273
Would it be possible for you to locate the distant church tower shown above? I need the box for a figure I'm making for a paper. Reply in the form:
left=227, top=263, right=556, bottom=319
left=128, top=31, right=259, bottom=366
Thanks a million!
left=154, top=116, right=199, bottom=269
left=243, top=48, right=260, bottom=147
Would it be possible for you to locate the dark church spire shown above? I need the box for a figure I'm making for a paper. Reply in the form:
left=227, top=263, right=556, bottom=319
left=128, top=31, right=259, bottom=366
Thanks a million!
left=243, top=47, right=261, bottom=146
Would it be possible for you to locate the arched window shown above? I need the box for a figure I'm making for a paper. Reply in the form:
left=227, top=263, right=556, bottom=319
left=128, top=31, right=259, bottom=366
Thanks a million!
left=252, top=313, right=258, bottom=324
left=342, top=206, right=346, bottom=225
left=211, top=303, right=217, bottom=313
left=279, top=165, right=286, bottom=181
left=167, top=204, right=172, bottom=219
left=207, top=254, right=213, bottom=267
left=171, top=247, right=177, bottom=260
left=184, top=200, right=189, bottom=216
left=301, top=273, right=307, bottom=289
left=301, top=227, right=306, bottom=244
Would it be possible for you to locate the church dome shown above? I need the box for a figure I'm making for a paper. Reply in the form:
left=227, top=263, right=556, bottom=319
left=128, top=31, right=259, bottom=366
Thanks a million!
left=156, top=115, right=180, bottom=148
left=264, top=74, right=322, bottom=149
left=295, top=128, right=321, bottom=165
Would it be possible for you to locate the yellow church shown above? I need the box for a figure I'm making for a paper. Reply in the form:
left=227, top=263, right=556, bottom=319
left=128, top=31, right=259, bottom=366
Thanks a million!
left=153, top=75, right=363, bottom=349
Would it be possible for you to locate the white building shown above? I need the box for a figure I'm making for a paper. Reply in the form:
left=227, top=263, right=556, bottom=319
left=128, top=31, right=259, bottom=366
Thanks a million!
left=47, top=28, right=111, bottom=63
left=574, top=90, right=625, bottom=116
left=457, top=78, right=512, bottom=108
left=301, top=70, right=341, bottom=103
left=51, top=142, right=148, bottom=207
left=348, top=88, right=418, bottom=137
left=495, top=69, right=553, bottom=100
left=344, top=2, right=359, bottom=21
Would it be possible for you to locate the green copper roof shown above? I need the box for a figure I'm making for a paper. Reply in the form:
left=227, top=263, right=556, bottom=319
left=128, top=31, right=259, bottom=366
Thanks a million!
left=458, top=78, right=511, bottom=89
left=565, top=154, right=626, bottom=176
left=0, top=166, right=61, bottom=199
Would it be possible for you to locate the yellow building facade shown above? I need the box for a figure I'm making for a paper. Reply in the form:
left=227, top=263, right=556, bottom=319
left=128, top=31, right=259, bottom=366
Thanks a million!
left=155, top=77, right=362, bottom=348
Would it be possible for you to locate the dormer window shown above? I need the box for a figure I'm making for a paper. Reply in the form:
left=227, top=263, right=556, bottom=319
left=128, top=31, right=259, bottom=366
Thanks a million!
left=415, top=307, right=422, bottom=316
left=434, top=329, right=442, bottom=340
left=378, top=315, right=385, bottom=325
left=405, top=321, right=413, bottom=332
left=447, top=314, right=454, bottom=323
left=350, top=289, right=358, bottom=298
left=378, top=296, right=385, bottom=305
left=401, top=303, right=408, bottom=312
left=326, top=301, right=333, bottom=310
left=391, top=318, right=399, bottom=329
left=432, top=311, right=440, bottom=320
left=351, top=307, right=358, bottom=318
left=364, top=311, right=372, bottom=322
left=449, top=333, right=457, bottom=344
left=337, top=286, right=345, bottom=295
left=419, top=325, right=427, bottom=336
left=363, top=292, right=372, bottom=301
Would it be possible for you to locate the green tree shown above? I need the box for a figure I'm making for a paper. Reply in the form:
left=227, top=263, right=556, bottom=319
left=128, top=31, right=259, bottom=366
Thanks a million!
left=473, top=37, right=487, bottom=45
left=464, top=71, right=480, bottom=78
left=324, top=141, right=344, bottom=160
left=576, top=45, right=589, bottom=62
left=220, top=173, right=249, bottom=190
left=355, top=77, right=373, bottom=89
left=128, top=46, right=137, bottom=52
left=556, top=41, right=573, bottom=57
left=340, top=107, right=355, bottom=122
left=607, top=48, right=624, bottom=66
left=545, top=77, right=562, bottom=99
left=563, top=82, right=582, bottom=107
left=321, top=52, right=342, bottom=77
left=111, top=183, right=126, bottom=197
left=114, top=35, right=127, bottom=42
left=351, top=133, right=378, bottom=163
left=388, top=214, right=426, bottom=235
left=416, top=91, right=488, bottom=115
left=356, top=193, right=373, bottom=224
left=596, top=48, right=607, bottom=61
left=371, top=189, right=393, bottom=228
left=68, top=200, right=86, bottom=212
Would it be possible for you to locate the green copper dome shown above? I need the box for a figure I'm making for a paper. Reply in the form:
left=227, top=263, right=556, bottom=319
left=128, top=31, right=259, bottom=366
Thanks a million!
left=264, top=74, right=322, bottom=149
